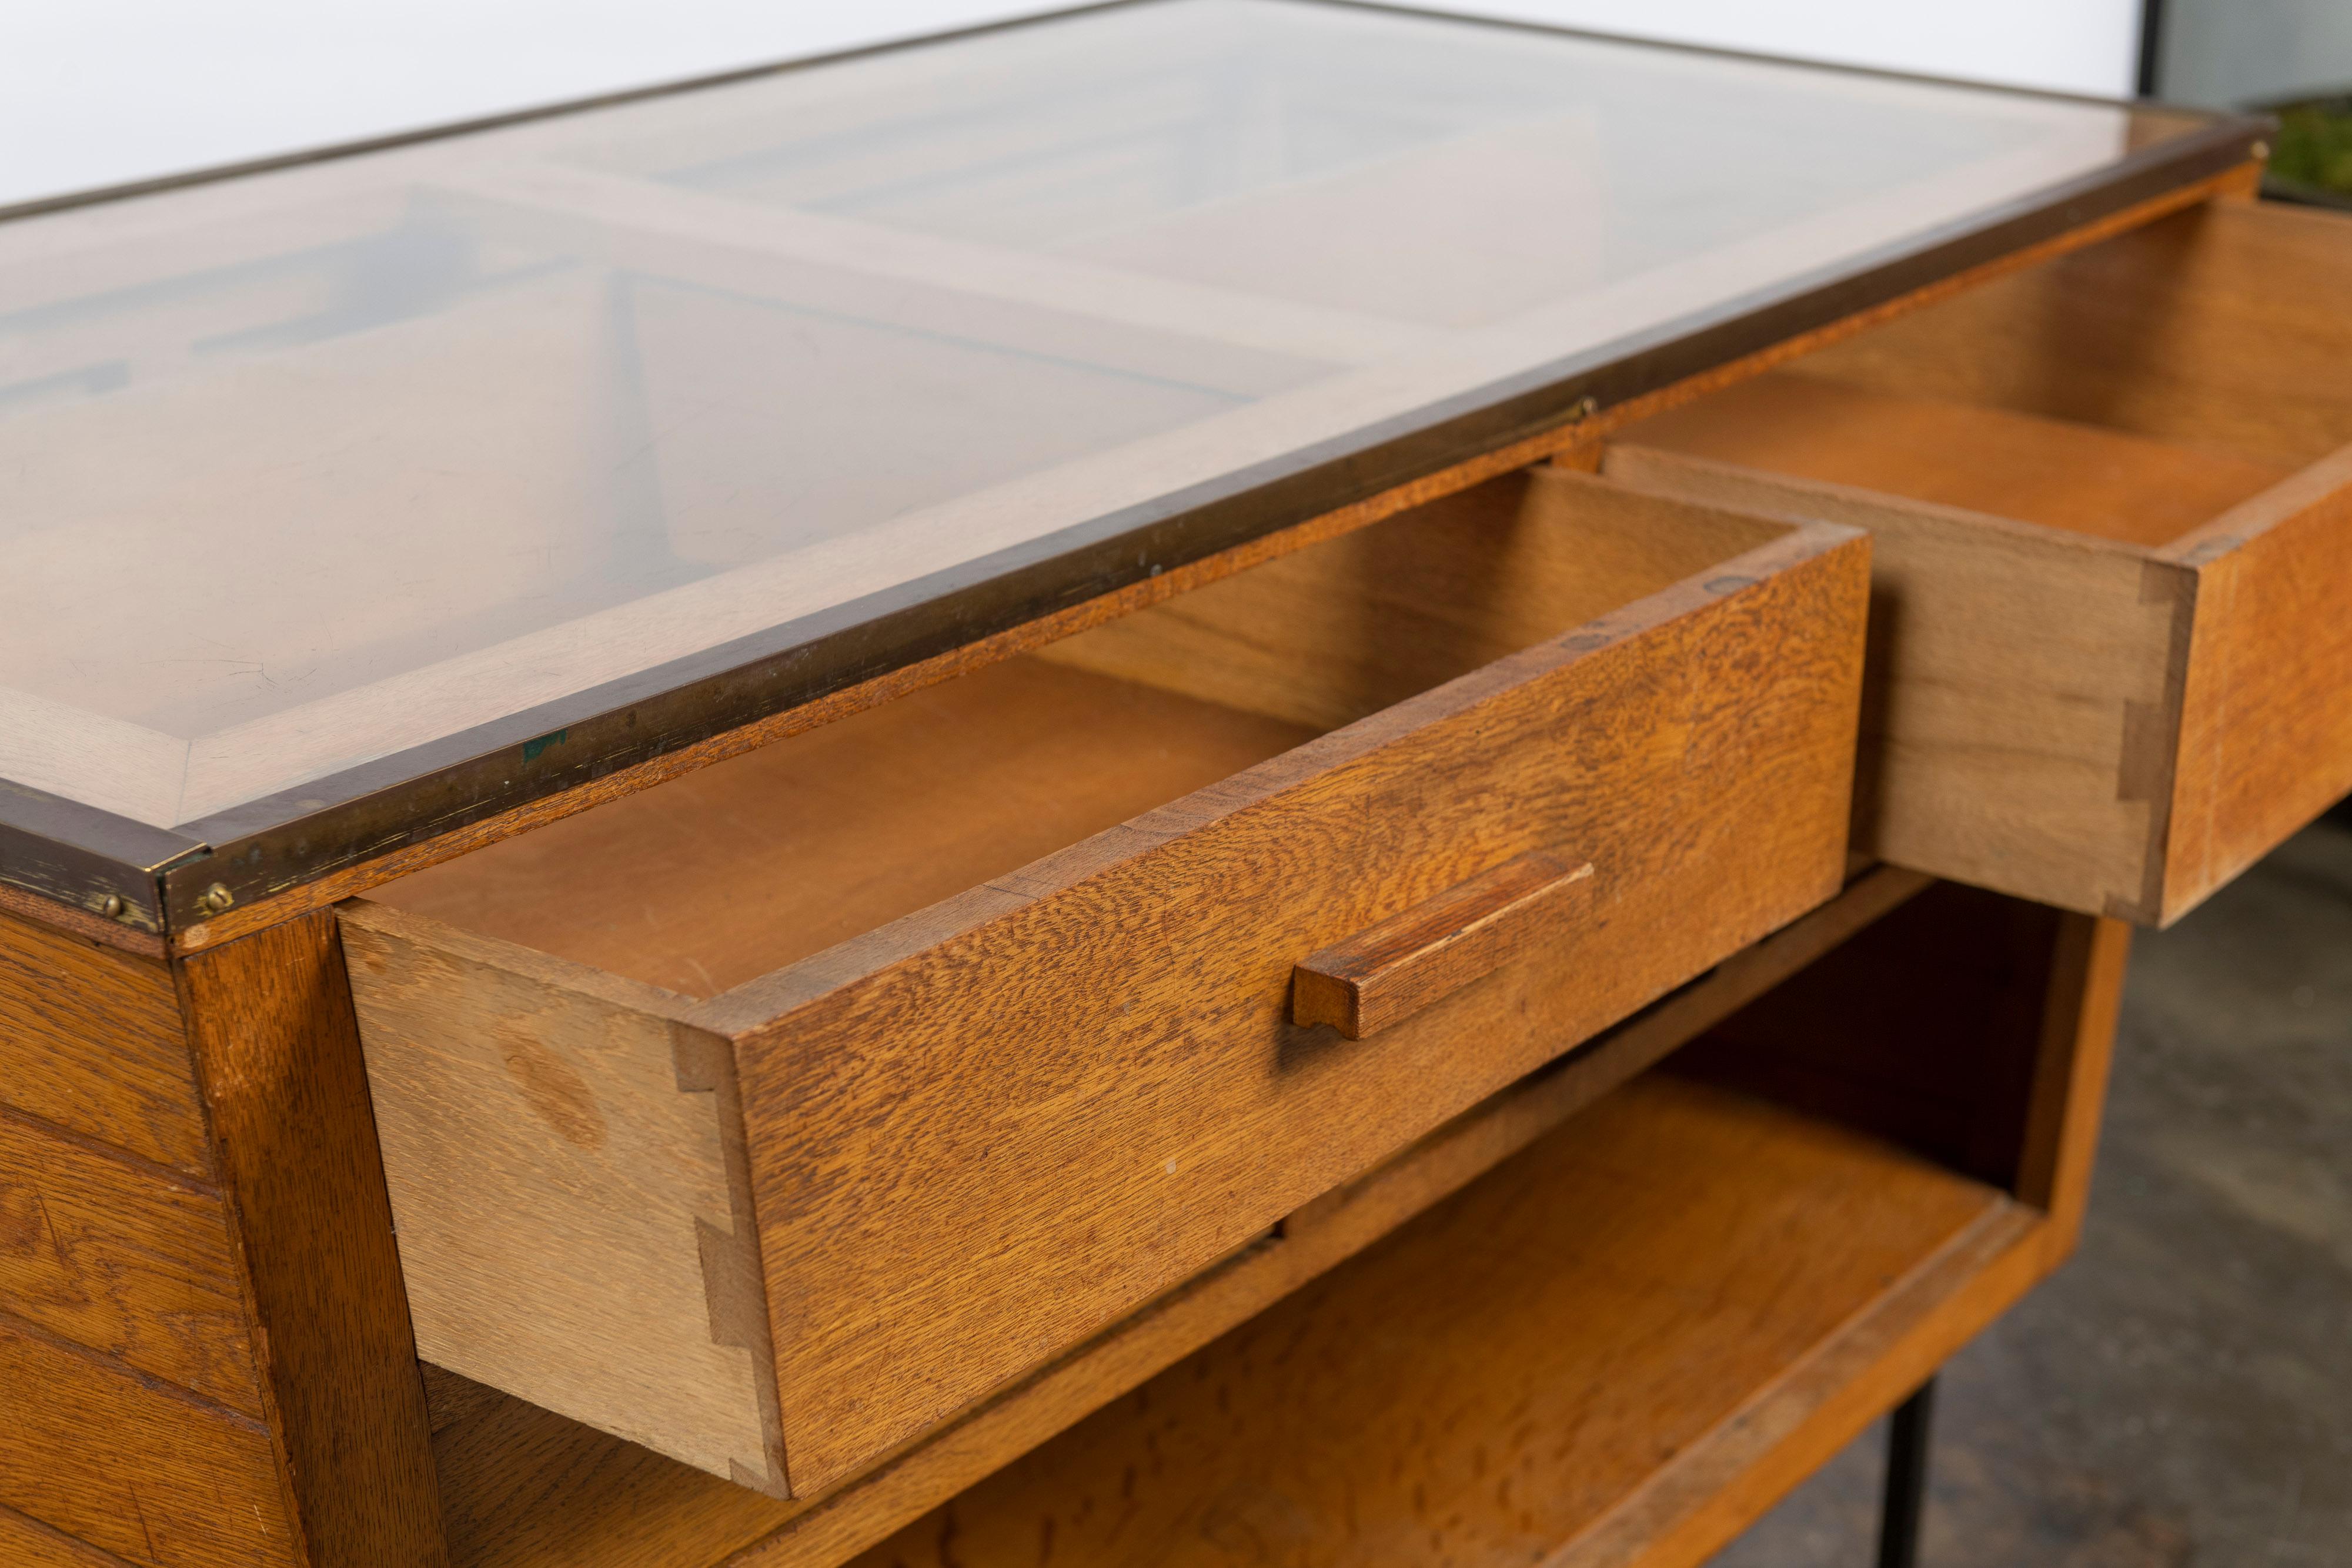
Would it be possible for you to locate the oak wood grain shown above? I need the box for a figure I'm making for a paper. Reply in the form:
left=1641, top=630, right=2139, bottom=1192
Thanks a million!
left=370, top=660, right=1316, bottom=998
left=1549, top=1201, right=2047, bottom=1568
left=0, top=1108, right=260, bottom=1415
left=172, top=414, right=1602, bottom=958
left=1795, top=198, right=2352, bottom=473
left=0, top=1315, right=296, bottom=1567
left=716, top=515, right=1866, bottom=1493
left=1620, top=369, right=2283, bottom=548
left=179, top=914, right=450, bottom=1567
left=0, top=908, right=210, bottom=1175
left=424, top=868, right=1931, bottom=1568
left=1672, top=883, right=2069, bottom=1193
left=340, top=901, right=785, bottom=1493
left=1293, top=850, right=1595, bottom=1038
left=1567, top=902, right=2133, bottom=1568
left=790, top=881, right=2129, bottom=1568
left=0, top=881, right=163, bottom=961
left=834, top=1075, right=2015, bottom=1568
left=436, top=1383, right=791, bottom=1568
left=2018, top=912, right=2135, bottom=1255
left=350, top=487, right=1865, bottom=1493
left=0, top=1503, right=142, bottom=1568
left=1613, top=198, right=2352, bottom=925
left=2160, top=446, right=2352, bottom=918
left=1599, top=445, right=2190, bottom=921
left=1030, top=466, right=1787, bottom=730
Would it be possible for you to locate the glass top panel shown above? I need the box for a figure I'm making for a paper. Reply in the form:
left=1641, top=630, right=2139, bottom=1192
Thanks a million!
left=0, top=0, right=2208, bottom=835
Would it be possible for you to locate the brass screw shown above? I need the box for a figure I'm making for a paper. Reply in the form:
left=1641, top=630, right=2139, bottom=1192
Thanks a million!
left=2251, top=140, right=2271, bottom=162
left=96, top=894, right=123, bottom=918
left=198, top=884, right=235, bottom=914
left=1571, top=394, right=1601, bottom=420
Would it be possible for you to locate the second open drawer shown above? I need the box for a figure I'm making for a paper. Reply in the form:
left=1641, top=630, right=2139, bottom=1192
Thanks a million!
left=1610, top=196, right=2352, bottom=925
left=338, top=465, right=1865, bottom=1500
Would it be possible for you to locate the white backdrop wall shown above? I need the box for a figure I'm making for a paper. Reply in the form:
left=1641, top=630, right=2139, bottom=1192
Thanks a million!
left=0, top=0, right=2143, bottom=212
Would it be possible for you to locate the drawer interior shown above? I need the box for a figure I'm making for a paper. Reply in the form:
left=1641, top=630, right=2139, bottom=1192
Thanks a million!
left=1622, top=199, right=2352, bottom=546
left=369, top=466, right=1786, bottom=996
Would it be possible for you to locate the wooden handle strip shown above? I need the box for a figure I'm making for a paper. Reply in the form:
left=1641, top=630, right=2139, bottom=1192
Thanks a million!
left=1292, top=851, right=1596, bottom=1039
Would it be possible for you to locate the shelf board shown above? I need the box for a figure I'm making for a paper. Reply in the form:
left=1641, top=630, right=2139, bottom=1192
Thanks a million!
left=819, top=1073, right=2041, bottom=1568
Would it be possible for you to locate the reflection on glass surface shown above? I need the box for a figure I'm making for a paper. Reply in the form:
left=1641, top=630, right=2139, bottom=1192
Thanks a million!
left=0, top=0, right=2199, bottom=834
left=634, top=4, right=2063, bottom=327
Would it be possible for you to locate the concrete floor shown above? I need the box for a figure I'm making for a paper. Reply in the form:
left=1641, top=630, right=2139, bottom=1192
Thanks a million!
left=1713, top=821, right=2352, bottom=1567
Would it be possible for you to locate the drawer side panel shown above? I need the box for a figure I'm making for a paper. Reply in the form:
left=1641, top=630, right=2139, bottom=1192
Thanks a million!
left=1604, top=447, right=2189, bottom=920
left=341, top=903, right=785, bottom=1492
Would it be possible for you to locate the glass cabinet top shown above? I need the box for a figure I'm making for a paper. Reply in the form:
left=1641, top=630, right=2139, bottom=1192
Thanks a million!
left=0, top=0, right=2243, bottom=865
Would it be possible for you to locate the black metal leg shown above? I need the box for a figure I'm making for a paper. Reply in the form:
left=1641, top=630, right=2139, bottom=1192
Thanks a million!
left=1877, top=1376, right=1937, bottom=1568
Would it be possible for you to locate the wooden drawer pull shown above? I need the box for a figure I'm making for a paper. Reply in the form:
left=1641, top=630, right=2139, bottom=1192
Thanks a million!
left=1292, top=851, right=1596, bottom=1039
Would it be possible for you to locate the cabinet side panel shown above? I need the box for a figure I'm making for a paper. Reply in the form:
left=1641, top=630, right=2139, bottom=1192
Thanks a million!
left=0, top=1111, right=262, bottom=1413
left=0, top=1310, right=294, bottom=1566
left=0, top=906, right=303, bottom=1564
left=0, top=908, right=211, bottom=1174
left=0, top=1503, right=143, bottom=1568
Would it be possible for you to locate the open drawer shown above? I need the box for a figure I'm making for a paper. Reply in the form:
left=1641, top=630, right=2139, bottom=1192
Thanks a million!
left=1608, top=197, right=2352, bottom=925
left=338, top=468, right=1866, bottom=1499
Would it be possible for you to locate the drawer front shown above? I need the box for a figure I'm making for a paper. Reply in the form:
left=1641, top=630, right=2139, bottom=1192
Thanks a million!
left=2161, top=450, right=2352, bottom=914
left=345, top=494, right=1867, bottom=1499
left=705, top=518, right=1867, bottom=1492
left=1610, top=199, right=2352, bottom=925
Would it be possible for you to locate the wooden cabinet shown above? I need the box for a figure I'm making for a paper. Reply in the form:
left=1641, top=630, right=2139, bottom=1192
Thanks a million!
left=339, top=471, right=1867, bottom=1496
left=1610, top=199, right=2352, bottom=925
left=0, top=5, right=2313, bottom=1566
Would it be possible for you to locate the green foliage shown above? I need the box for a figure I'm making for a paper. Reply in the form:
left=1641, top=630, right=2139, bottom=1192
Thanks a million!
left=2272, top=101, right=2352, bottom=196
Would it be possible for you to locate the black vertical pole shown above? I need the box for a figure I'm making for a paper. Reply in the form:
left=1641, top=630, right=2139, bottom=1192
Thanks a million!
left=2136, top=0, right=2169, bottom=97
left=1877, top=1376, right=1937, bottom=1568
